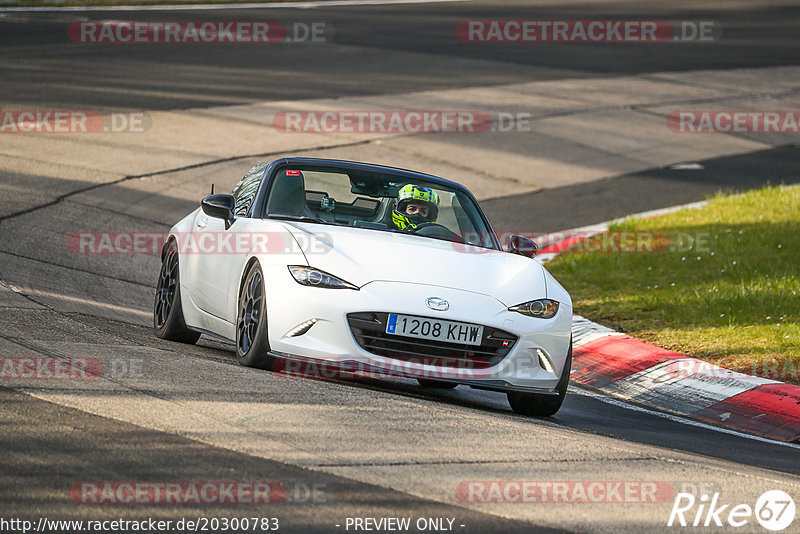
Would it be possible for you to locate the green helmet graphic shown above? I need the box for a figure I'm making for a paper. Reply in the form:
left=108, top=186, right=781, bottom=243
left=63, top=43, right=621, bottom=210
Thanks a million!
left=392, top=184, right=440, bottom=231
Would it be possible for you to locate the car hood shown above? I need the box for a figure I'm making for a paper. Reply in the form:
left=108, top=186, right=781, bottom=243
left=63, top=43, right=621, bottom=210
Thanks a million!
left=281, top=222, right=549, bottom=307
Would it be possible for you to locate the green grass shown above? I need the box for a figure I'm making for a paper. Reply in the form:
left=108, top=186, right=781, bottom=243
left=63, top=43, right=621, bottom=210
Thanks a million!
left=547, top=185, right=800, bottom=384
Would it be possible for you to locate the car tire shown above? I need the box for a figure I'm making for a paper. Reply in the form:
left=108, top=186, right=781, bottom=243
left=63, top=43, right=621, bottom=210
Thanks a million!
left=153, top=240, right=201, bottom=344
left=417, top=378, right=459, bottom=389
left=236, top=262, right=274, bottom=369
left=507, top=339, right=572, bottom=417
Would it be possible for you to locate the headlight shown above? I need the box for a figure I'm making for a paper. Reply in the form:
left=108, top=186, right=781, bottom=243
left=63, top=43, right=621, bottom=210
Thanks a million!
left=509, top=299, right=559, bottom=319
left=288, top=266, right=359, bottom=290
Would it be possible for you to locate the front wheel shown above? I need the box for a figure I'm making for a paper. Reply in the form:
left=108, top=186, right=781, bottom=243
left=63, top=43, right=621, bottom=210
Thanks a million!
left=236, top=262, right=274, bottom=369
left=153, top=240, right=200, bottom=344
left=507, top=339, right=572, bottom=417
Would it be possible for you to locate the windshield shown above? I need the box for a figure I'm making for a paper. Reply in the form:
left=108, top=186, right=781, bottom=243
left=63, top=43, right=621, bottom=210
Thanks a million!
left=263, top=166, right=498, bottom=250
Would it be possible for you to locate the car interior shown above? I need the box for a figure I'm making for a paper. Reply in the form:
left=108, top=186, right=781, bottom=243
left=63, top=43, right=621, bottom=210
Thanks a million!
left=263, top=168, right=485, bottom=245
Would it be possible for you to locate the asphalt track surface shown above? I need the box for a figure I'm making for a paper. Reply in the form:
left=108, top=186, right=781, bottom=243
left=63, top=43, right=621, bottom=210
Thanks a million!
left=1, top=0, right=800, bottom=111
left=1, top=1, right=799, bottom=532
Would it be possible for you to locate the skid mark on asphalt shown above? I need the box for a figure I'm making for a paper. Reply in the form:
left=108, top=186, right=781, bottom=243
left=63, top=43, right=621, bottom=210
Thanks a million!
left=0, top=140, right=370, bottom=224
left=0, top=249, right=153, bottom=289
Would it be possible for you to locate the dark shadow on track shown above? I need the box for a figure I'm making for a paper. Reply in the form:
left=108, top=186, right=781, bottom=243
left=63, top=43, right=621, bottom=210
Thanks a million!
left=482, top=146, right=800, bottom=233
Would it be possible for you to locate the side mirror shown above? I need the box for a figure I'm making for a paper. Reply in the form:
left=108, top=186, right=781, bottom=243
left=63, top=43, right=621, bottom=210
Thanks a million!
left=507, top=234, right=538, bottom=258
left=201, top=194, right=235, bottom=229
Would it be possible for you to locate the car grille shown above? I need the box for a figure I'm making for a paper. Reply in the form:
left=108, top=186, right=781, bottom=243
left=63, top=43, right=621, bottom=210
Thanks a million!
left=347, top=312, right=517, bottom=369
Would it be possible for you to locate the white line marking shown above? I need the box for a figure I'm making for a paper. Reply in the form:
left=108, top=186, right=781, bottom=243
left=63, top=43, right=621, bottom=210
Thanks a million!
left=0, top=0, right=468, bottom=12
left=669, top=162, right=705, bottom=170
left=568, top=385, right=800, bottom=450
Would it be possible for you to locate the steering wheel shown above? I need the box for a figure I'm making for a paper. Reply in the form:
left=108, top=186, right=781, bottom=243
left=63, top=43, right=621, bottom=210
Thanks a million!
left=409, top=223, right=465, bottom=243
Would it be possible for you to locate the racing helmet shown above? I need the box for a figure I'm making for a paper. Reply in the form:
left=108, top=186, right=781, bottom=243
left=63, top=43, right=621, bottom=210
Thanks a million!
left=391, top=184, right=440, bottom=231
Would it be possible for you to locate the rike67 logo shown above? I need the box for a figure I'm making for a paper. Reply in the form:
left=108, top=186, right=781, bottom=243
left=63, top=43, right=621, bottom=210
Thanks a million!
left=668, top=490, right=795, bottom=531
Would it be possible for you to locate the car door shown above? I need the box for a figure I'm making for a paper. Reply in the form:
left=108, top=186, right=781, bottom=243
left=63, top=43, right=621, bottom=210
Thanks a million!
left=183, top=164, right=267, bottom=321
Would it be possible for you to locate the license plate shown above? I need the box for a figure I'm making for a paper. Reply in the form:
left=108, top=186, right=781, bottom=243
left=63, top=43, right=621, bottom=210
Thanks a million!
left=385, top=314, right=484, bottom=346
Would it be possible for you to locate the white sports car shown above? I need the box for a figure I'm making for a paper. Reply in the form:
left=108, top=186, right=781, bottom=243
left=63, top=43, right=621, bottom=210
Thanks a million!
left=154, top=158, right=573, bottom=416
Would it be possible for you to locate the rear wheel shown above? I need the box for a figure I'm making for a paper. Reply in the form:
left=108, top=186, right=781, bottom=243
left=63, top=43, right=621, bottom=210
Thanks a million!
left=236, top=262, right=274, bottom=369
left=507, top=339, right=572, bottom=417
left=153, top=241, right=200, bottom=344
left=417, top=378, right=458, bottom=389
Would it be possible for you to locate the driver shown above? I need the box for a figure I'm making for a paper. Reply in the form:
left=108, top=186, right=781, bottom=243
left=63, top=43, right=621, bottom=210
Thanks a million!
left=391, top=184, right=440, bottom=231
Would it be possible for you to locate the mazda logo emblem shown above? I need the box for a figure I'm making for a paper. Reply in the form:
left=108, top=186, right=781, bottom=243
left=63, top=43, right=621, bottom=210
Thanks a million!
left=426, top=297, right=449, bottom=311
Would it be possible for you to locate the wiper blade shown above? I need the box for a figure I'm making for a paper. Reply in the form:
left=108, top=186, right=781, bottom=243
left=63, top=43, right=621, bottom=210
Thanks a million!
left=267, top=213, right=350, bottom=227
left=268, top=213, right=327, bottom=223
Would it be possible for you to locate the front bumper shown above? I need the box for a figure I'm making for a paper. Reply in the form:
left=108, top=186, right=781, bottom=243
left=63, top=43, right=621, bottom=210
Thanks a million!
left=265, top=267, right=572, bottom=392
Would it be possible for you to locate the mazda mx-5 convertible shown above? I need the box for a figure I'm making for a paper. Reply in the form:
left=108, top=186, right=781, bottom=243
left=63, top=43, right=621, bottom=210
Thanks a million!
left=153, top=158, right=573, bottom=416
